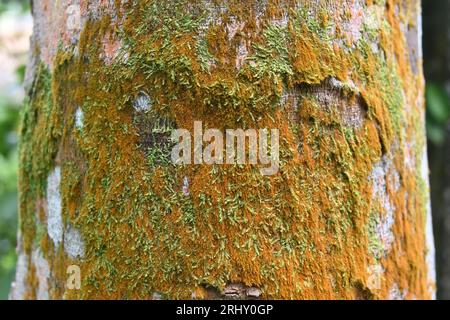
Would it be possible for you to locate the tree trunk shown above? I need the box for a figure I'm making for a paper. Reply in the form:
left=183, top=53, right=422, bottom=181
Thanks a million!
left=10, top=0, right=435, bottom=300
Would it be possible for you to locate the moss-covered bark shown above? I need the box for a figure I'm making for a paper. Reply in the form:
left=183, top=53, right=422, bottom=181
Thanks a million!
left=10, top=0, right=435, bottom=300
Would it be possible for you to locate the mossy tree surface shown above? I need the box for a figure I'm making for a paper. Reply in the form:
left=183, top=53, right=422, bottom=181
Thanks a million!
left=11, top=0, right=435, bottom=300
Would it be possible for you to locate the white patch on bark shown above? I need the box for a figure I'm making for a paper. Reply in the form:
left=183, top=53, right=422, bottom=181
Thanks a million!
left=236, top=40, right=248, bottom=70
left=370, top=212, right=395, bottom=258
left=342, top=0, right=364, bottom=45
left=305, top=78, right=366, bottom=129
left=362, top=5, right=384, bottom=54
left=152, top=292, right=162, bottom=300
left=226, top=17, right=245, bottom=41
left=32, top=249, right=50, bottom=300
left=182, top=176, right=190, bottom=196
left=369, top=156, right=397, bottom=258
left=75, top=107, right=84, bottom=130
left=363, top=5, right=382, bottom=33
left=199, top=1, right=226, bottom=26
left=10, top=250, right=51, bottom=300
left=64, top=224, right=85, bottom=259
left=47, top=167, right=63, bottom=247
left=271, top=13, right=289, bottom=28
left=389, top=283, right=407, bottom=300
left=329, top=77, right=358, bottom=92
left=246, top=287, right=262, bottom=298
left=403, top=140, right=416, bottom=171
left=367, top=264, right=384, bottom=292
left=417, top=6, right=423, bottom=61
left=133, top=92, right=152, bottom=112
left=421, top=147, right=437, bottom=299
left=254, top=0, right=268, bottom=29
left=222, top=283, right=262, bottom=298
left=341, top=103, right=365, bottom=129
left=9, top=251, right=28, bottom=300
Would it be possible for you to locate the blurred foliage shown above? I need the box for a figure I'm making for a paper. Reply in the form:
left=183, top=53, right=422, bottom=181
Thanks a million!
left=0, top=77, right=20, bottom=299
left=0, top=72, right=20, bottom=299
left=0, top=0, right=29, bottom=14
left=426, top=83, right=450, bottom=146
left=0, top=0, right=29, bottom=299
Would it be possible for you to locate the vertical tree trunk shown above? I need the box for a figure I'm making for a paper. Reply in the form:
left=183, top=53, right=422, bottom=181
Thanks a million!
left=11, top=0, right=435, bottom=300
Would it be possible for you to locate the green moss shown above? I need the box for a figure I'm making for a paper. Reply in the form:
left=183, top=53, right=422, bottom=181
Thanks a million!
left=19, top=63, right=60, bottom=253
left=248, top=24, right=293, bottom=81
left=196, top=38, right=216, bottom=72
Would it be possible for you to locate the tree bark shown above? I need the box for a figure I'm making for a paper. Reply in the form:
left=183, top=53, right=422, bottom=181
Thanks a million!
left=11, top=0, right=435, bottom=300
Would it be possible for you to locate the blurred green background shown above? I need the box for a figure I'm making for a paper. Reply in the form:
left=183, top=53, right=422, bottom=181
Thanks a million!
left=423, top=0, right=450, bottom=301
left=0, top=0, right=30, bottom=299
left=0, top=0, right=450, bottom=300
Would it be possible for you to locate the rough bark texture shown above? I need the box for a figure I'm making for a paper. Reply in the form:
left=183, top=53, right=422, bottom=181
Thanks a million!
left=11, top=0, right=434, bottom=300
